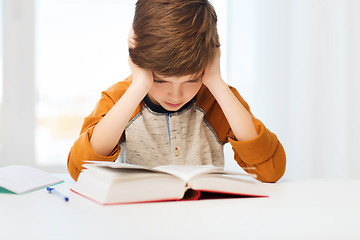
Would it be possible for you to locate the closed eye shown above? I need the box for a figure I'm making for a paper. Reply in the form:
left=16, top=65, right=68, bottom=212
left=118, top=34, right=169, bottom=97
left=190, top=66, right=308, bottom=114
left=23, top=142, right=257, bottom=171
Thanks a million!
left=153, top=78, right=200, bottom=84
left=153, top=79, right=167, bottom=84
left=187, top=78, right=200, bottom=83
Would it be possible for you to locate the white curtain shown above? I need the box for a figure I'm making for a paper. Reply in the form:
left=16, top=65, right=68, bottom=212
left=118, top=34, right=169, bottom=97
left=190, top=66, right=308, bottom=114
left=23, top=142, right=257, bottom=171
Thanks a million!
left=224, top=0, right=360, bottom=180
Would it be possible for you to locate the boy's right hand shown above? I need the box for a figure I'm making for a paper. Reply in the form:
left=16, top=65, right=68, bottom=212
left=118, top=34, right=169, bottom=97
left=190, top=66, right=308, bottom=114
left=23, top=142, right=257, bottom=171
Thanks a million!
left=128, top=27, right=153, bottom=92
left=128, top=56, right=154, bottom=92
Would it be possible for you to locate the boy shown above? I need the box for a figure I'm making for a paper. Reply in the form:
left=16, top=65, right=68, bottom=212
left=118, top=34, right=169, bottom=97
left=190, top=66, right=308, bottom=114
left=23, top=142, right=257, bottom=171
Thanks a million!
left=67, top=0, right=286, bottom=182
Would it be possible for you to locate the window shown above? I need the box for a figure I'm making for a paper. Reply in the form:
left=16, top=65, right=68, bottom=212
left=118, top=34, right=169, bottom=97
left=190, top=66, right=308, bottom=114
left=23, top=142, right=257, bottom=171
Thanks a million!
left=35, top=0, right=136, bottom=166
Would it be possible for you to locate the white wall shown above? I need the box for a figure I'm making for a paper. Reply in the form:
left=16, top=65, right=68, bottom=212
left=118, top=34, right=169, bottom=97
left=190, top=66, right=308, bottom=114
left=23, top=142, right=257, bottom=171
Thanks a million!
left=225, top=0, right=360, bottom=180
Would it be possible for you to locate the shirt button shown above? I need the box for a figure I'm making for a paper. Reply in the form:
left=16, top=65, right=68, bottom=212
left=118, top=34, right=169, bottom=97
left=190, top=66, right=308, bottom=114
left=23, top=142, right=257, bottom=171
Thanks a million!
left=174, top=147, right=180, bottom=157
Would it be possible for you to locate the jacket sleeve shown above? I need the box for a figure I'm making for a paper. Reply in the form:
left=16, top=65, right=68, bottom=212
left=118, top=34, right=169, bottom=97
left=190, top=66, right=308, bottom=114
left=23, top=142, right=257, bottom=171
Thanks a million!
left=67, top=81, right=130, bottom=181
left=228, top=119, right=286, bottom=183
left=227, top=88, right=286, bottom=183
left=67, top=127, right=121, bottom=181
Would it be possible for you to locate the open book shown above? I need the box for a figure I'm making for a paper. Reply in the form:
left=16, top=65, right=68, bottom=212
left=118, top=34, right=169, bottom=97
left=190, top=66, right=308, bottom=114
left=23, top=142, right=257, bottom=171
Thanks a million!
left=71, top=161, right=267, bottom=205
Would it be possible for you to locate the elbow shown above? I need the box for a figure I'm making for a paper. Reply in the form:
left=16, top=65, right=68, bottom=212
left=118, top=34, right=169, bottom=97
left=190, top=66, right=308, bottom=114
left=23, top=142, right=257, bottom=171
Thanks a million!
left=256, top=146, right=286, bottom=183
left=257, top=163, right=286, bottom=183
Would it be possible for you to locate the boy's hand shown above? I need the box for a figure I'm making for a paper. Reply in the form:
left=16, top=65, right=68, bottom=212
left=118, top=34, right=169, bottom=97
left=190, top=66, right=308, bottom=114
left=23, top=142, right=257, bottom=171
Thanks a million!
left=128, top=27, right=153, bottom=92
left=202, top=47, right=258, bottom=143
left=128, top=56, right=153, bottom=92
left=202, top=48, right=224, bottom=90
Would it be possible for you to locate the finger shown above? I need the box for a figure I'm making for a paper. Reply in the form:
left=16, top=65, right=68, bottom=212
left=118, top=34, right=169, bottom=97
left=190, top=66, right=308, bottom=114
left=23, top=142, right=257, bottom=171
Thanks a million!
left=128, top=26, right=136, bottom=49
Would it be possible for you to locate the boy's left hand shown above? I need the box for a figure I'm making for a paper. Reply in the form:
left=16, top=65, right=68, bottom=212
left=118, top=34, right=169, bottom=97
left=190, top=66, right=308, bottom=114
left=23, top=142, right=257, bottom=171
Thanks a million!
left=202, top=48, right=223, bottom=90
left=202, top=47, right=258, bottom=143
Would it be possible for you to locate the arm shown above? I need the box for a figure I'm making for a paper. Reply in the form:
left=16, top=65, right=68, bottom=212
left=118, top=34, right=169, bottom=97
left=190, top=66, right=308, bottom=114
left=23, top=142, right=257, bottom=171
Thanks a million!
left=202, top=48, right=257, bottom=142
left=67, top=83, right=131, bottom=181
left=202, top=48, right=286, bottom=183
left=68, top=68, right=152, bottom=181
left=90, top=61, right=152, bottom=156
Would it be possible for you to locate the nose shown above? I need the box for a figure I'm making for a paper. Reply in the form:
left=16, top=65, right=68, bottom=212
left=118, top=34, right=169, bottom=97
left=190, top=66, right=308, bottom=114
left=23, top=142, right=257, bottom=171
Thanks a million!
left=168, top=85, right=183, bottom=100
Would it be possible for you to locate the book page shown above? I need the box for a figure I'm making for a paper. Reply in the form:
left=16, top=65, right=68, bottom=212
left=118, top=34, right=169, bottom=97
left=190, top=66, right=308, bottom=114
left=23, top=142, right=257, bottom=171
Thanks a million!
left=84, top=161, right=150, bottom=170
left=83, top=162, right=173, bottom=182
left=84, top=162, right=255, bottom=183
left=153, top=165, right=219, bottom=182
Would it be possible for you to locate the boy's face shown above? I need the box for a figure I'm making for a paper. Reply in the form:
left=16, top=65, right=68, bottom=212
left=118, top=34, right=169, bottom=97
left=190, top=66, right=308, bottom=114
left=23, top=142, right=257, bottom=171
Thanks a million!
left=147, top=73, right=203, bottom=111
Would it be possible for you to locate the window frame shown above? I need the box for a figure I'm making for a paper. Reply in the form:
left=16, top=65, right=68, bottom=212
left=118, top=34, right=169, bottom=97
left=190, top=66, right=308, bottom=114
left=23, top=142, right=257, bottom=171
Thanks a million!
left=1, top=0, right=36, bottom=167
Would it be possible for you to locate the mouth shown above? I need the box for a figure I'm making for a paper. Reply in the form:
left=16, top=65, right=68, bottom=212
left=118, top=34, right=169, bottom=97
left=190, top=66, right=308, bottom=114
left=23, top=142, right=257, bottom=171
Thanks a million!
left=164, top=102, right=183, bottom=109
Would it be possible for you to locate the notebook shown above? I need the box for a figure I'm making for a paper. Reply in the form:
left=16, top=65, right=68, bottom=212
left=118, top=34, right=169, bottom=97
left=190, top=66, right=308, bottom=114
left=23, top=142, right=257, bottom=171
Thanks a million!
left=0, top=165, right=64, bottom=194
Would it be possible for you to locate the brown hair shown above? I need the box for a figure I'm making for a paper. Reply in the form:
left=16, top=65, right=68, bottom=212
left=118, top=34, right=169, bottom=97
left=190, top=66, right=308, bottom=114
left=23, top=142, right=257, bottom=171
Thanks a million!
left=129, top=0, right=219, bottom=77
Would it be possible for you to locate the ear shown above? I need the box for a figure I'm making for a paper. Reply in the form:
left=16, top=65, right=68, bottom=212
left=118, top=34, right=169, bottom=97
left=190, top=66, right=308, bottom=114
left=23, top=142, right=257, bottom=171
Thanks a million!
left=215, top=33, right=220, bottom=48
left=128, top=26, right=137, bottom=49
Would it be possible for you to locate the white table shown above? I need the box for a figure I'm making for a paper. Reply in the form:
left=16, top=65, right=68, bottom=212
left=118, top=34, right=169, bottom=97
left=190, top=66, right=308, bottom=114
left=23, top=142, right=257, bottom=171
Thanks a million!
left=1, top=175, right=360, bottom=240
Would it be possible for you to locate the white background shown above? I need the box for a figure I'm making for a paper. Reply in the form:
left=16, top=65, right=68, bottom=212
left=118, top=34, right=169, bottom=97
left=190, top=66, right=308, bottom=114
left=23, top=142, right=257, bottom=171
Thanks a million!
left=1, top=0, right=359, bottom=180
